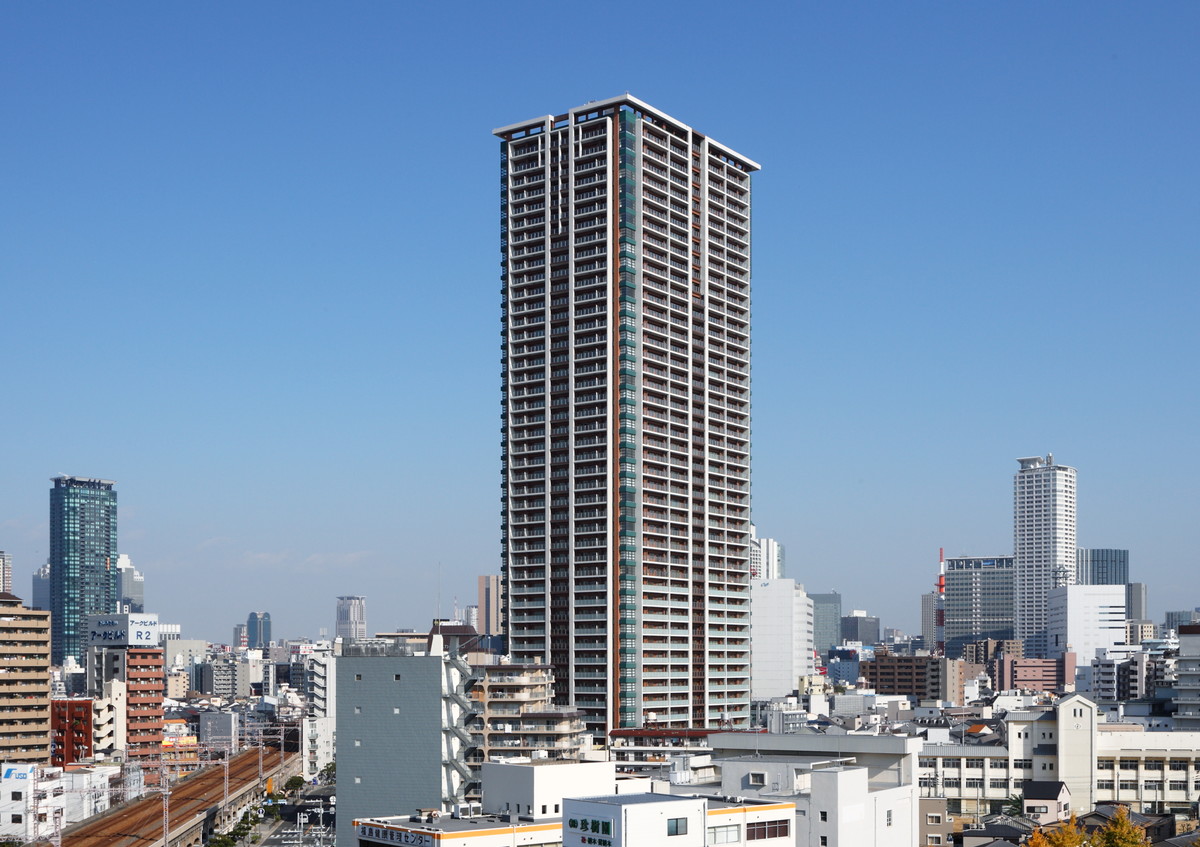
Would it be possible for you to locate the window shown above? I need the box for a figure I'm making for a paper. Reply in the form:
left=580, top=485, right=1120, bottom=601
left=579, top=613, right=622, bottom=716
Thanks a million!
left=667, top=818, right=688, bottom=836
left=12, top=815, right=22, bottom=824
left=943, top=779, right=960, bottom=789
left=393, top=707, right=400, bottom=714
left=354, top=674, right=362, bottom=681
left=354, top=706, right=362, bottom=714
left=1119, top=759, right=1138, bottom=771
left=10, top=792, right=20, bottom=801
left=942, top=758, right=961, bottom=769
left=1098, top=759, right=1115, bottom=770
left=1013, top=759, right=1032, bottom=770
left=990, top=779, right=1008, bottom=789
left=819, top=811, right=827, bottom=822
left=1144, top=760, right=1164, bottom=771
left=926, top=814, right=942, bottom=825
left=748, top=772, right=766, bottom=786
left=820, top=838, right=827, bottom=846
left=747, top=820, right=789, bottom=840
left=1170, top=781, right=1187, bottom=791
left=927, top=837, right=943, bottom=846
left=886, top=810, right=892, bottom=826
left=919, top=758, right=937, bottom=768
left=708, top=824, right=740, bottom=844
left=1169, top=760, right=1188, bottom=771
left=1143, top=781, right=1162, bottom=791
left=1029, top=806, right=1048, bottom=814
left=965, top=779, right=983, bottom=789
left=395, top=674, right=402, bottom=681
left=1097, top=780, right=1114, bottom=790
left=965, top=758, right=984, bottom=769
left=354, top=739, right=361, bottom=746
left=1119, top=781, right=1137, bottom=791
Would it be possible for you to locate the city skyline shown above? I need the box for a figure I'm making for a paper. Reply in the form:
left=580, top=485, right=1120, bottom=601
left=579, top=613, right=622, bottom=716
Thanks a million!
left=1, top=4, right=1197, bottom=642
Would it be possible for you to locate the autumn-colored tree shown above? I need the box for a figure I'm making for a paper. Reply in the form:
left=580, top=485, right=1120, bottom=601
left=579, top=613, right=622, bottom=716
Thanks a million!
left=1092, top=806, right=1151, bottom=847
left=1040, top=814, right=1087, bottom=847
left=1027, top=830, right=1052, bottom=847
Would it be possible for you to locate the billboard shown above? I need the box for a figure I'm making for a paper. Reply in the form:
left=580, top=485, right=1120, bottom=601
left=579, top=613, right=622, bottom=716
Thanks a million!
left=87, top=613, right=160, bottom=647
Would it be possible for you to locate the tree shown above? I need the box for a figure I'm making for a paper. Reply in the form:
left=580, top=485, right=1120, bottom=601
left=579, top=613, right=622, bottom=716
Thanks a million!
left=319, top=761, right=336, bottom=784
left=284, top=775, right=306, bottom=796
left=1039, top=815, right=1087, bottom=847
left=1027, top=832, right=1051, bottom=847
left=1092, top=806, right=1151, bottom=847
left=1004, top=793, right=1024, bottom=816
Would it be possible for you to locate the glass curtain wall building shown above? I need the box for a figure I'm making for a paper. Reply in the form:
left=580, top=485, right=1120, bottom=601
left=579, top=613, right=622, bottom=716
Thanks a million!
left=943, top=555, right=1015, bottom=659
left=495, top=96, right=758, bottom=733
left=50, top=476, right=118, bottom=666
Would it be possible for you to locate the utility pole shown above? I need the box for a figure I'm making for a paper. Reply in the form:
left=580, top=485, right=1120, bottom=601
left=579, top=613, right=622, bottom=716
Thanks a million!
left=161, top=756, right=171, bottom=847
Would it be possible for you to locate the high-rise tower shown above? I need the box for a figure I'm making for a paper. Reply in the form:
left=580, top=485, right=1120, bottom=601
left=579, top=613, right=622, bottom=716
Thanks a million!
left=50, top=476, right=118, bottom=666
left=495, top=96, right=758, bottom=733
left=246, top=611, right=272, bottom=650
left=1013, top=454, right=1077, bottom=658
left=336, top=595, right=367, bottom=641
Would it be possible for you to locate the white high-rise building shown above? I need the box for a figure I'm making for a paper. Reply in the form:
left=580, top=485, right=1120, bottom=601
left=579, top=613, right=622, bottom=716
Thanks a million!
left=1013, top=454, right=1077, bottom=658
left=750, top=579, right=815, bottom=699
left=336, top=595, right=366, bottom=641
left=497, top=96, right=758, bottom=733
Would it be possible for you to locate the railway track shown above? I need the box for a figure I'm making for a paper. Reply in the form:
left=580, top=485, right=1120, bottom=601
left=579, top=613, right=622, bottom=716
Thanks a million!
left=53, top=747, right=292, bottom=847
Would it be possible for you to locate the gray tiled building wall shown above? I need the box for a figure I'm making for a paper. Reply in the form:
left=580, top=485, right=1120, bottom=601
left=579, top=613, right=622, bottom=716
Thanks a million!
left=335, top=653, right=446, bottom=847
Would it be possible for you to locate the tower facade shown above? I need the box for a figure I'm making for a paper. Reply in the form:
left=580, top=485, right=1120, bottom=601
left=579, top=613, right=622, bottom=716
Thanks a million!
left=1075, top=548, right=1128, bottom=585
left=246, top=611, right=271, bottom=650
left=50, top=476, right=118, bottom=666
left=1013, top=455, right=1077, bottom=658
left=496, top=96, right=757, bottom=733
left=336, top=595, right=367, bottom=641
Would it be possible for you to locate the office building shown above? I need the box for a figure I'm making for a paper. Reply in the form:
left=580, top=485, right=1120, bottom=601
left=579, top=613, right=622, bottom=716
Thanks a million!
left=496, top=95, right=757, bottom=733
left=920, top=591, right=938, bottom=651
left=749, top=524, right=784, bottom=580
left=114, top=553, right=144, bottom=613
left=246, top=611, right=271, bottom=649
left=1125, top=582, right=1148, bottom=622
left=943, top=555, right=1015, bottom=659
left=1165, top=609, right=1200, bottom=634
left=750, top=579, right=815, bottom=699
left=841, top=610, right=880, bottom=647
left=0, top=593, right=52, bottom=763
left=0, top=551, right=10, bottom=595
left=810, top=591, right=843, bottom=660
left=476, top=575, right=502, bottom=637
left=1013, top=455, right=1077, bottom=658
left=1075, top=548, right=1128, bottom=585
left=50, top=476, right=119, bottom=666
left=1047, top=585, right=1127, bottom=692
left=337, top=595, right=367, bottom=641
left=31, top=562, right=51, bottom=611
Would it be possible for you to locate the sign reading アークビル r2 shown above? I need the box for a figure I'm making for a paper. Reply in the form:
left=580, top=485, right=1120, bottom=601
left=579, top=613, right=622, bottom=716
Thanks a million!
left=87, top=613, right=159, bottom=647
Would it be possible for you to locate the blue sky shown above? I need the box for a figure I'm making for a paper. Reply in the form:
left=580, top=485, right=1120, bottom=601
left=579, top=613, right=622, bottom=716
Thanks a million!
left=1, top=3, right=1197, bottom=642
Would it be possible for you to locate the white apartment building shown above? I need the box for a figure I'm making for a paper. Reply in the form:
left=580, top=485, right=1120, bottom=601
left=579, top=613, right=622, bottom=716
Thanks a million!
left=497, top=96, right=758, bottom=733
left=750, top=579, right=814, bottom=699
left=1014, top=455, right=1077, bottom=658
